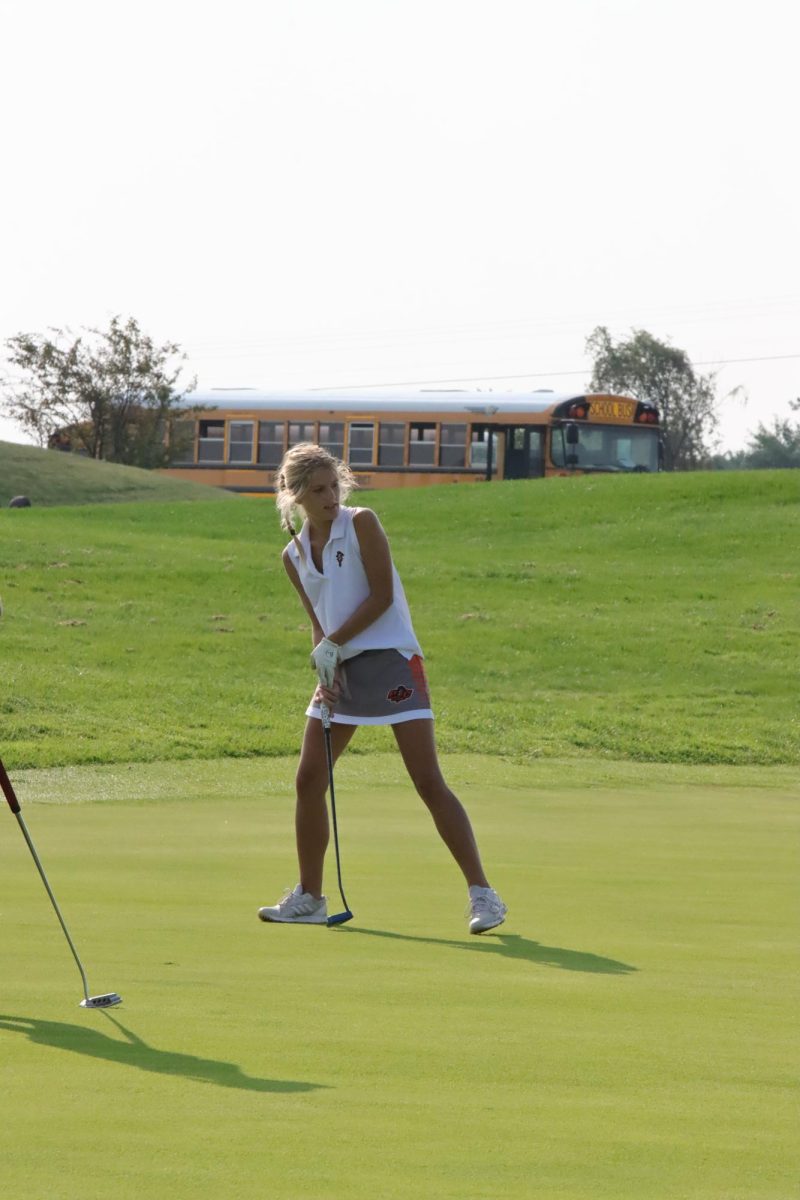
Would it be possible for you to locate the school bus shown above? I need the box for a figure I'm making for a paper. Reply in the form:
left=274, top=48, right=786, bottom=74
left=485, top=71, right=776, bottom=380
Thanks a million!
left=160, top=389, right=661, bottom=493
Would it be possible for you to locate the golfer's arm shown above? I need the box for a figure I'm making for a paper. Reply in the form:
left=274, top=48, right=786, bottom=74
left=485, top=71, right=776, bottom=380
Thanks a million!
left=282, top=549, right=325, bottom=646
left=327, top=509, right=393, bottom=646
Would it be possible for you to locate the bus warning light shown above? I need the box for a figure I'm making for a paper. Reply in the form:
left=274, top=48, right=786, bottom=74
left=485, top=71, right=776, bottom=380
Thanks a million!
left=567, top=402, right=589, bottom=419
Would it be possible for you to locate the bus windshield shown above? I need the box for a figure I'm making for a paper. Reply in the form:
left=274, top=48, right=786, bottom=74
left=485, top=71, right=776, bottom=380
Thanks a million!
left=551, top=424, right=660, bottom=473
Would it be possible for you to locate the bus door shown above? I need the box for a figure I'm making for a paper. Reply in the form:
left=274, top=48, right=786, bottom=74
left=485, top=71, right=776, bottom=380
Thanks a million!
left=504, top=426, right=544, bottom=479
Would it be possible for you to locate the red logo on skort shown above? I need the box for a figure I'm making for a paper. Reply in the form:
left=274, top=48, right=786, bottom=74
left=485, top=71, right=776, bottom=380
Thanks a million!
left=387, top=685, right=413, bottom=704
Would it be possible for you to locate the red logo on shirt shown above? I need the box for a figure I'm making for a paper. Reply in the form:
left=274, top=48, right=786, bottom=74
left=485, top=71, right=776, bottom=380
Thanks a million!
left=387, top=685, right=413, bottom=704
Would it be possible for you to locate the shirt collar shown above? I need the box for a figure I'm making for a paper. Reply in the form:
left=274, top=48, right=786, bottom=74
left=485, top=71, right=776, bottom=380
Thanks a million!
left=298, top=507, right=349, bottom=556
left=329, top=508, right=349, bottom=541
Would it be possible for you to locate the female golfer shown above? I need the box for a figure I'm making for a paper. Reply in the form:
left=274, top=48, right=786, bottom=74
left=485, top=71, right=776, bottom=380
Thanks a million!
left=258, top=443, right=507, bottom=933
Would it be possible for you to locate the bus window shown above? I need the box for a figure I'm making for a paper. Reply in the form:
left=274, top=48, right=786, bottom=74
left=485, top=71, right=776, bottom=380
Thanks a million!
left=348, top=423, right=375, bottom=465
left=622, top=433, right=659, bottom=471
left=552, top=424, right=659, bottom=472
left=228, top=421, right=254, bottom=463
left=379, top=422, right=405, bottom=466
left=319, top=422, right=345, bottom=459
left=258, top=421, right=285, bottom=466
left=409, top=423, right=436, bottom=466
left=198, top=419, right=225, bottom=463
left=469, top=427, right=498, bottom=469
left=529, top=430, right=544, bottom=476
left=440, top=423, right=467, bottom=467
left=289, top=422, right=316, bottom=447
left=170, top=419, right=196, bottom=464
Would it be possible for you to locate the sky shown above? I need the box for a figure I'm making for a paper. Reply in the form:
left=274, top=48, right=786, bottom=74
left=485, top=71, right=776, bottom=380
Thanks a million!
left=0, top=0, right=797, bottom=454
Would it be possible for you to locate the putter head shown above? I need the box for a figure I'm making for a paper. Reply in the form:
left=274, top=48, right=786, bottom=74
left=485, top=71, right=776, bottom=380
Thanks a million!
left=80, top=993, right=122, bottom=1009
left=327, top=911, right=354, bottom=927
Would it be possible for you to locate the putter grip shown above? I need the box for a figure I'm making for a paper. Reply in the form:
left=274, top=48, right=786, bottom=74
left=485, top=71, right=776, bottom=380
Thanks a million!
left=0, top=758, right=21, bottom=813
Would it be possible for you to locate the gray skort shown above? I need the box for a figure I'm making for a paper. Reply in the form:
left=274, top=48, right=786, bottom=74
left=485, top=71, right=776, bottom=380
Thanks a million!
left=307, top=649, right=433, bottom=726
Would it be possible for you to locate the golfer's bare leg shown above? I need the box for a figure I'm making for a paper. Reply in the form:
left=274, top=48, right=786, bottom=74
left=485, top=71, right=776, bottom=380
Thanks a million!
left=392, top=719, right=490, bottom=889
left=295, top=717, right=356, bottom=897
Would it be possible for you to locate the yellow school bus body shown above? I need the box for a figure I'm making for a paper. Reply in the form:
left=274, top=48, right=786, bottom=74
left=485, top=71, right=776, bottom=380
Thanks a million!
left=159, top=390, right=660, bottom=494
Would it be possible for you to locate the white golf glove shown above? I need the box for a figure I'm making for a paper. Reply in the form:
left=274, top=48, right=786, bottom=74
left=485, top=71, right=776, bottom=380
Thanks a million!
left=310, top=637, right=340, bottom=688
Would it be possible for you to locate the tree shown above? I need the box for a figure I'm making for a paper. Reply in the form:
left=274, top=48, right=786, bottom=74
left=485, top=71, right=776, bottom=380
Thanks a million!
left=744, top=401, right=800, bottom=468
left=586, top=327, right=718, bottom=470
left=706, top=449, right=751, bottom=471
left=1, top=316, right=199, bottom=468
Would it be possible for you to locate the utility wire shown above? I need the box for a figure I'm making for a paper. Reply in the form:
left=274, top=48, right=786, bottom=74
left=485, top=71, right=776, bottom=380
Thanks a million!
left=311, top=352, right=800, bottom=391
left=183, top=295, right=800, bottom=360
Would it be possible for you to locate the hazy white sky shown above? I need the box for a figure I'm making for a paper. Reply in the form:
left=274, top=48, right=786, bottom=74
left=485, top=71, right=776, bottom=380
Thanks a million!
left=1, top=0, right=797, bottom=452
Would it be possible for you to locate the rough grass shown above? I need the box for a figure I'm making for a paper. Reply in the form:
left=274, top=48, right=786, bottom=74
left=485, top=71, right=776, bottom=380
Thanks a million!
left=0, top=439, right=238, bottom=506
left=0, top=469, right=798, bottom=767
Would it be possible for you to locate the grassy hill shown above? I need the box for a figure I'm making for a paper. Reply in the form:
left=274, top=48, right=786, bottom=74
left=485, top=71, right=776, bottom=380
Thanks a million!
left=0, top=439, right=238, bottom=506
left=0, top=469, right=797, bottom=768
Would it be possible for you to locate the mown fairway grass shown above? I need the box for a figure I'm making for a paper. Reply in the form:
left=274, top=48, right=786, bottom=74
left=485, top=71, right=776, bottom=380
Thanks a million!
left=0, top=756, right=796, bottom=1200
left=1, top=469, right=798, bottom=768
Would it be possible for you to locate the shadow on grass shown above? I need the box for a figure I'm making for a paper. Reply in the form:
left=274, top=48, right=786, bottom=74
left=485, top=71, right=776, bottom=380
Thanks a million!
left=336, top=928, right=636, bottom=974
left=0, top=1012, right=325, bottom=1093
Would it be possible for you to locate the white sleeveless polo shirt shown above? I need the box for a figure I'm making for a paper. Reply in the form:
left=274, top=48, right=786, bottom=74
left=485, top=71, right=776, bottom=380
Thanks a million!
left=287, top=506, right=423, bottom=662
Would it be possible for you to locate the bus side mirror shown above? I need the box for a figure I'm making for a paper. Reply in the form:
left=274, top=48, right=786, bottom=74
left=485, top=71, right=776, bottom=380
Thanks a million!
left=565, top=422, right=580, bottom=445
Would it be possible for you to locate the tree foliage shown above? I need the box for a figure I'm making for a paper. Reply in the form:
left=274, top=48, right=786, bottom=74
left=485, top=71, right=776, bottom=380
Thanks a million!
left=744, top=401, right=800, bottom=469
left=1, top=316, right=199, bottom=468
left=705, top=449, right=751, bottom=471
left=586, top=327, right=718, bottom=470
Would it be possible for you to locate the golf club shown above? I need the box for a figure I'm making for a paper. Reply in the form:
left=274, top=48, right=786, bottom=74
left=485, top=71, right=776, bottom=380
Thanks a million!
left=0, top=756, right=122, bottom=1008
left=320, top=704, right=354, bottom=926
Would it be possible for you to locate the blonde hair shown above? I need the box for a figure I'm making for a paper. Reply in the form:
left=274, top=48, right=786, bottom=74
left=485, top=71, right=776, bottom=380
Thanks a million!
left=275, top=443, right=357, bottom=538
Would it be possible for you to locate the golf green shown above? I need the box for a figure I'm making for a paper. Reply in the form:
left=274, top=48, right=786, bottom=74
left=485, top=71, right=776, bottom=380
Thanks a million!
left=0, top=756, right=796, bottom=1199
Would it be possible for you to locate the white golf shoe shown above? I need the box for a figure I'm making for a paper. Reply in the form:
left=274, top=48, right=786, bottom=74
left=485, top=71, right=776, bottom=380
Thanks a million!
left=468, top=886, right=508, bottom=934
left=258, top=884, right=328, bottom=924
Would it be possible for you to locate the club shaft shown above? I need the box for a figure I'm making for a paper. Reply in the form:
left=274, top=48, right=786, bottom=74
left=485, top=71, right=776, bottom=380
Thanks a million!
left=15, top=811, right=91, bottom=1002
left=320, top=705, right=351, bottom=914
